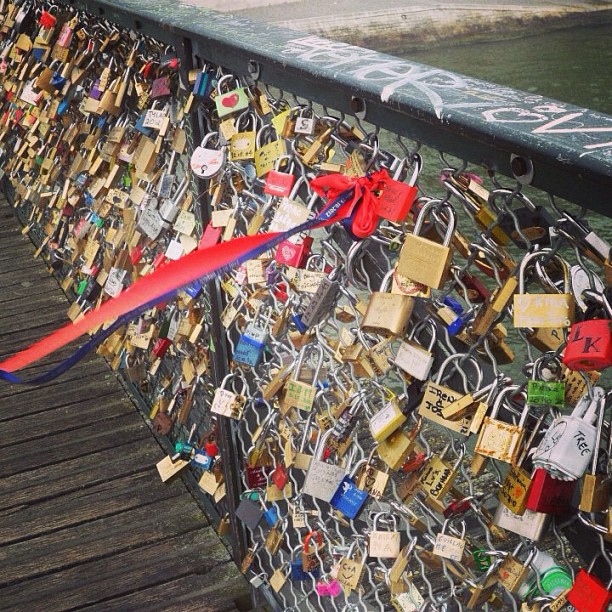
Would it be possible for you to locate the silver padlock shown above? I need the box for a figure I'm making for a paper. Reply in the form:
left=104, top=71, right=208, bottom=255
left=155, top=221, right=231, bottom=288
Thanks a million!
left=532, top=386, right=605, bottom=481
left=394, top=318, right=437, bottom=381
left=493, top=503, right=550, bottom=542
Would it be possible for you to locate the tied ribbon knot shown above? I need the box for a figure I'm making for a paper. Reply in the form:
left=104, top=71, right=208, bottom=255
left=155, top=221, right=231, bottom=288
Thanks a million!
left=310, top=169, right=390, bottom=239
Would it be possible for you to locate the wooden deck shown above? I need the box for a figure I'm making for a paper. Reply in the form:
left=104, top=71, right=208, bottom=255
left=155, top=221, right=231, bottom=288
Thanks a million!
left=0, top=198, right=251, bottom=611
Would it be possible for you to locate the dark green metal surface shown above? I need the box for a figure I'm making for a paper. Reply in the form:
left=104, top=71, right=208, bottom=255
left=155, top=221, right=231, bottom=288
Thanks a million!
left=58, top=0, right=612, bottom=215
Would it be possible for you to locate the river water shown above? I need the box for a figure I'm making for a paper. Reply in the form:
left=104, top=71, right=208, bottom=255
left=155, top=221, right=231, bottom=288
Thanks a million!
left=402, top=24, right=612, bottom=115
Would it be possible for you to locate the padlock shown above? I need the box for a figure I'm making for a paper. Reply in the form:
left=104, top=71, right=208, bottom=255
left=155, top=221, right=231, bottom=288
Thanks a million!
left=497, top=411, right=545, bottom=515
left=214, top=74, right=250, bottom=118
left=369, top=513, right=401, bottom=558
left=513, top=250, right=575, bottom=329
left=190, top=132, right=226, bottom=179
left=264, top=154, right=296, bottom=197
left=564, top=317, right=612, bottom=372
left=494, top=503, right=550, bottom=541
left=300, top=265, right=342, bottom=328
left=275, top=236, right=313, bottom=268
left=356, top=449, right=390, bottom=500
left=394, top=318, right=437, bottom=381
left=336, top=540, right=366, bottom=591
left=302, top=530, right=324, bottom=572
left=474, top=384, right=530, bottom=464
left=532, top=387, right=605, bottom=481
left=375, top=153, right=420, bottom=223
left=497, top=546, right=534, bottom=594
left=329, top=457, right=369, bottom=520
left=567, top=557, right=612, bottom=612
left=471, top=272, right=519, bottom=336
left=491, top=188, right=554, bottom=248
left=233, top=306, right=271, bottom=367
left=432, top=518, right=466, bottom=562
left=361, top=269, right=414, bottom=336
left=302, top=429, right=346, bottom=503
left=369, top=396, right=407, bottom=443
left=525, top=468, right=576, bottom=514
left=235, top=490, right=265, bottom=530
left=418, top=353, right=483, bottom=436
left=419, top=443, right=465, bottom=501
left=280, top=344, right=322, bottom=414
left=397, top=199, right=456, bottom=289
left=293, top=105, right=316, bottom=135
left=290, top=543, right=320, bottom=580
left=580, top=387, right=611, bottom=512
left=210, top=372, right=247, bottom=420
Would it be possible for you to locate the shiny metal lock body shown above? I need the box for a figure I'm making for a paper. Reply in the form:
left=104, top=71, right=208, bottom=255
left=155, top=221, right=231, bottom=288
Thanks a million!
left=361, top=269, right=413, bottom=336
left=394, top=318, right=437, bottom=381
left=397, top=199, right=456, bottom=289
left=474, top=384, right=529, bottom=464
left=513, top=250, right=575, bottom=328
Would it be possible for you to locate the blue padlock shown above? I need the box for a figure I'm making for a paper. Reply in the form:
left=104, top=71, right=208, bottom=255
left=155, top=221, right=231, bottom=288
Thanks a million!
left=263, top=505, right=279, bottom=527
left=290, top=558, right=320, bottom=581
left=329, top=459, right=369, bottom=520
left=233, top=308, right=271, bottom=367
left=191, top=450, right=212, bottom=470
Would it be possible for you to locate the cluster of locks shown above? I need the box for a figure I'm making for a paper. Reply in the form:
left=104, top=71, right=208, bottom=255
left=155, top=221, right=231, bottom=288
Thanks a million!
left=1, top=1, right=612, bottom=610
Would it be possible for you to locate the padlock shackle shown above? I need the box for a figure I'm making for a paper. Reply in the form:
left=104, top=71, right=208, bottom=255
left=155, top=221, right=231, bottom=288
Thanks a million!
left=412, top=199, right=457, bottom=247
left=517, top=249, right=571, bottom=295
left=303, top=529, right=323, bottom=552
left=434, top=353, right=483, bottom=393
left=407, top=318, right=437, bottom=351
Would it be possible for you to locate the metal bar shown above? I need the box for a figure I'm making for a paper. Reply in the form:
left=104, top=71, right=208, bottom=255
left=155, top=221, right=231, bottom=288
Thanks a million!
left=179, top=40, right=250, bottom=570
left=57, top=0, right=612, bottom=215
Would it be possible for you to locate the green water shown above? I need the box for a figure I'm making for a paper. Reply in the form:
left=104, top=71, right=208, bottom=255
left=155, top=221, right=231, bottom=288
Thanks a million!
left=402, top=24, right=612, bottom=115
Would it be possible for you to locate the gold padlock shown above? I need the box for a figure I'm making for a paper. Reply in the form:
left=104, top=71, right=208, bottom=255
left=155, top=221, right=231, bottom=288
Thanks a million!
left=513, top=250, right=575, bottom=329
left=397, top=199, right=456, bottom=289
left=474, top=385, right=529, bottom=464
left=361, top=269, right=414, bottom=336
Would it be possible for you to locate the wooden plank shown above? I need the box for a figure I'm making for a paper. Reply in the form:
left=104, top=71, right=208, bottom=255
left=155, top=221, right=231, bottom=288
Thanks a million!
left=0, top=295, right=68, bottom=319
left=0, top=358, right=112, bottom=402
left=0, top=530, right=244, bottom=611
left=0, top=495, right=208, bottom=587
left=0, top=441, right=162, bottom=511
left=0, top=394, right=133, bottom=447
left=0, top=414, right=149, bottom=477
left=0, top=469, right=186, bottom=545
left=78, top=569, right=248, bottom=612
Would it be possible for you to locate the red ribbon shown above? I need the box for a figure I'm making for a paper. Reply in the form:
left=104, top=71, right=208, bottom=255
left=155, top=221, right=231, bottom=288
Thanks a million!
left=0, top=172, right=387, bottom=373
left=310, top=169, right=389, bottom=239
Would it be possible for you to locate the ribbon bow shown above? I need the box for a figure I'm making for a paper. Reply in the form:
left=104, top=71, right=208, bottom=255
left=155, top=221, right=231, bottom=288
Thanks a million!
left=310, top=169, right=390, bottom=239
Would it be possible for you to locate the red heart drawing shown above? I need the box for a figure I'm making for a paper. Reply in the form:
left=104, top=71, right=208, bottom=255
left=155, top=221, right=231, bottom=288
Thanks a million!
left=221, top=93, right=239, bottom=108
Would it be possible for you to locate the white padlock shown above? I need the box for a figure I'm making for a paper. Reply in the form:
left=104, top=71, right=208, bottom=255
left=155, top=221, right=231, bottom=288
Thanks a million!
left=532, top=386, right=605, bottom=481
left=394, top=318, right=437, bottom=381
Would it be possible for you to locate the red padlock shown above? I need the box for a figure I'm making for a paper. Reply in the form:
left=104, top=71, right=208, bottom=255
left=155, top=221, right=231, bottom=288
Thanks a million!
left=151, top=337, right=172, bottom=358
left=39, top=10, right=57, bottom=29
left=375, top=154, right=421, bottom=223
left=563, top=319, right=612, bottom=371
left=275, top=236, right=313, bottom=268
left=264, top=169, right=295, bottom=197
left=567, top=567, right=612, bottom=612
left=198, top=221, right=222, bottom=250
left=525, top=468, right=576, bottom=515
left=204, top=440, right=219, bottom=457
